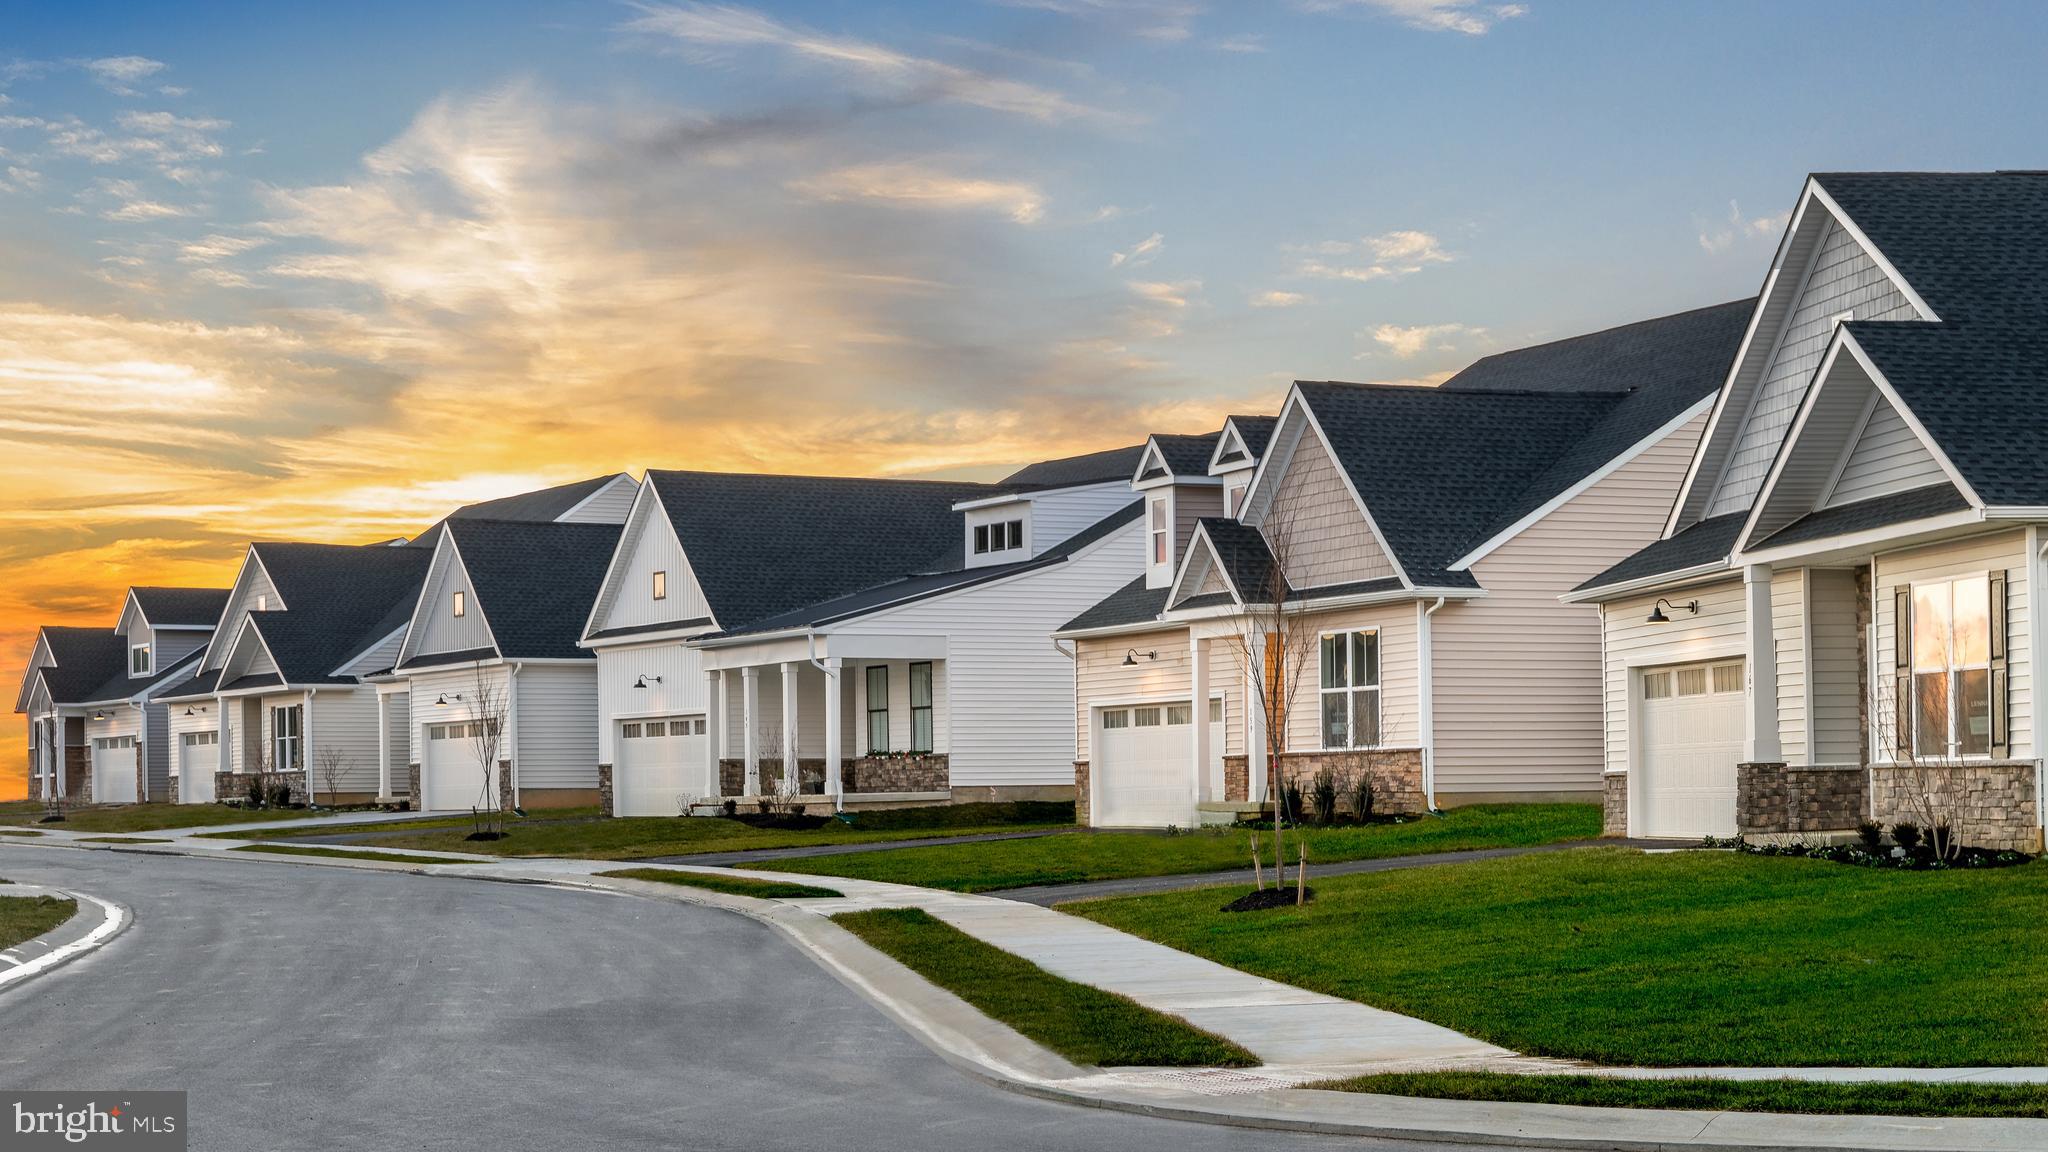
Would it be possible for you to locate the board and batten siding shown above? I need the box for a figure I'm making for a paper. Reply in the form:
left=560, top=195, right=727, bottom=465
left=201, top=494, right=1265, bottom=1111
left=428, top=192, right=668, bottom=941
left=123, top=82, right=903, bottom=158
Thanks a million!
left=1600, top=580, right=1748, bottom=776
left=1287, top=599, right=1420, bottom=752
left=1824, top=400, right=1950, bottom=508
left=1029, top=486, right=1140, bottom=555
left=1261, top=426, right=1396, bottom=590
left=838, top=518, right=1149, bottom=787
left=410, top=547, right=495, bottom=656
left=1433, top=412, right=1708, bottom=795
left=557, top=477, right=638, bottom=525
left=512, top=664, right=600, bottom=790
left=1709, top=217, right=1920, bottom=517
left=595, top=642, right=707, bottom=768
left=598, top=511, right=711, bottom=633
left=1872, top=531, right=2032, bottom=761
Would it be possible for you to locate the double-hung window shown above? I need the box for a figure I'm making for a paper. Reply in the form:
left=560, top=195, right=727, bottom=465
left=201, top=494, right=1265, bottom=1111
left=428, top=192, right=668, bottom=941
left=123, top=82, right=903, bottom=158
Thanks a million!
left=865, top=666, right=889, bottom=753
left=130, top=644, right=151, bottom=676
left=1148, top=497, right=1169, bottom=565
left=272, top=704, right=302, bottom=770
left=909, top=662, right=934, bottom=753
left=1904, top=576, right=1999, bottom=758
left=1319, top=630, right=1381, bottom=748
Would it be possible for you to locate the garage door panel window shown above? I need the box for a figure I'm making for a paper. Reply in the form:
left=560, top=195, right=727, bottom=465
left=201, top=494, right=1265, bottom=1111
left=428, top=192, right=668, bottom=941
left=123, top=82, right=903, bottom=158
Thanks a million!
left=1134, top=707, right=1162, bottom=727
left=1101, top=709, right=1129, bottom=729
left=1905, top=575, right=2001, bottom=759
left=1320, top=630, right=1380, bottom=748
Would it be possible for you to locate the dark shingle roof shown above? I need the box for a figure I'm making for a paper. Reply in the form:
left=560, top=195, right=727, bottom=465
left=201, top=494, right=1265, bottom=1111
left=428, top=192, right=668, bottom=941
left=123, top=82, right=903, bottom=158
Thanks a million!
left=647, top=471, right=993, bottom=631
left=33, top=627, right=127, bottom=704
left=712, top=501, right=1142, bottom=638
left=246, top=542, right=434, bottom=682
left=1849, top=321, right=2048, bottom=507
left=1814, top=171, right=2048, bottom=326
left=1193, top=519, right=1281, bottom=602
left=1574, top=512, right=1748, bottom=595
left=999, top=445, right=1147, bottom=491
left=130, top=587, right=230, bottom=628
left=439, top=519, right=622, bottom=660
left=1755, top=484, right=1970, bottom=551
left=1060, top=576, right=1171, bottom=634
left=409, top=474, right=630, bottom=545
left=75, top=648, right=209, bottom=705
left=1145, top=433, right=1222, bottom=480
left=1222, top=416, right=1277, bottom=463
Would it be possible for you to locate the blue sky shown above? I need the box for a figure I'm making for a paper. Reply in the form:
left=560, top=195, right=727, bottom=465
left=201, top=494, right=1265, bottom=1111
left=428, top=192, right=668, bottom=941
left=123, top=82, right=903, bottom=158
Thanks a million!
left=1, top=2, right=2046, bottom=710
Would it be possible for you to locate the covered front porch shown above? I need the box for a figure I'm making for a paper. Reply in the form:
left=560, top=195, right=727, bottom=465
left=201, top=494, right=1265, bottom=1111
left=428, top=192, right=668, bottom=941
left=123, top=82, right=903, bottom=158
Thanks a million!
left=691, top=633, right=951, bottom=809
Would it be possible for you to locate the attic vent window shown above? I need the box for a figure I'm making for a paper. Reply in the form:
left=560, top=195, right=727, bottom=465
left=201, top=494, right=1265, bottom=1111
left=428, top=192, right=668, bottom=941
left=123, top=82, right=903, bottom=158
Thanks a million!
left=652, top=570, right=668, bottom=600
left=452, top=590, right=466, bottom=618
left=974, top=519, right=1025, bottom=555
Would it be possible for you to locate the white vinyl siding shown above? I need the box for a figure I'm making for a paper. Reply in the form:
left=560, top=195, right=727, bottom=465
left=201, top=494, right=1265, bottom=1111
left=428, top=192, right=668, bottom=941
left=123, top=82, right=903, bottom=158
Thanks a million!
left=513, top=664, right=601, bottom=791
left=1772, top=569, right=1808, bottom=765
left=1028, top=486, right=1142, bottom=554
left=593, top=497, right=711, bottom=633
left=720, top=662, right=845, bottom=765
left=1600, top=580, right=1749, bottom=777
left=556, top=475, right=638, bottom=524
left=1807, top=569, right=1863, bottom=764
left=153, top=630, right=208, bottom=668
left=1432, top=413, right=1706, bottom=796
left=1258, top=421, right=1396, bottom=589
left=205, top=560, right=279, bottom=672
left=408, top=545, right=495, bottom=657
left=1709, top=217, right=1920, bottom=516
left=1873, top=531, right=2030, bottom=761
left=1074, top=628, right=1190, bottom=764
left=594, top=641, right=707, bottom=768
left=1824, top=400, right=1949, bottom=508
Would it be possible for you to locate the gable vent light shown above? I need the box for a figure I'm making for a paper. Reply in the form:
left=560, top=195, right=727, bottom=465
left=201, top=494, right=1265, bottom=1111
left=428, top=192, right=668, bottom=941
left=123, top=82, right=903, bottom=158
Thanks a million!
left=634, top=675, right=663, bottom=689
left=1121, top=649, right=1158, bottom=667
left=1646, top=598, right=1700, bottom=624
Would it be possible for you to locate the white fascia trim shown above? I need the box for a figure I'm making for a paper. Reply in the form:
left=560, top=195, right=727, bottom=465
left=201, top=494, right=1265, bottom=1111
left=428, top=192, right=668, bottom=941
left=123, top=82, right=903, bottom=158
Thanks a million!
left=1559, top=562, right=1738, bottom=605
left=1983, top=507, right=2048, bottom=521
left=1237, top=390, right=1306, bottom=525
left=1736, top=507, right=1987, bottom=568
left=115, top=590, right=146, bottom=638
left=1130, top=439, right=1171, bottom=488
left=1838, top=335, right=1983, bottom=507
left=1207, top=422, right=1250, bottom=475
left=227, top=614, right=285, bottom=684
left=1166, top=584, right=1483, bottom=623
left=330, top=624, right=409, bottom=680
left=1053, top=617, right=1179, bottom=641
left=580, top=623, right=721, bottom=650
left=579, top=479, right=654, bottom=642
left=197, top=546, right=275, bottom=673
left=1452, top=393, right=1715, bottom=571
left=393, top=525, right=450, bottom=668
left=1165, top=522, right=1241, bottom=608
left=1733, top=329, right=1856, bottom=554
left=556, top=472, right=638, bottom=522
left=952, top=492, right=1032, bottom=512
left=1816, top=390, right=1882, bottom=509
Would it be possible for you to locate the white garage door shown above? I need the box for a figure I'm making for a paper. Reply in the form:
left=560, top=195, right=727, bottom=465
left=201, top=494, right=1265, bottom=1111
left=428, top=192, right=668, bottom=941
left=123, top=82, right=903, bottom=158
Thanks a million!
left=615, top=716, right=706, bottom=817
left=423, top=721, right=496, bottom=812
left=179, top=731, right=220, bottom=804
left=1636, top=660, right=1746, bottom=838
left=92, top=735, right=139, bottom=805
left=1092, top=701, right=1224, bottom=828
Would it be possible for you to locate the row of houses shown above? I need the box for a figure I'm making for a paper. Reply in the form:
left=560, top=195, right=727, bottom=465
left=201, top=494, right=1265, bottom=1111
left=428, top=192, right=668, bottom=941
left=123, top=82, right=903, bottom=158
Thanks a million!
left=15, top=171, right=2047, bottom=850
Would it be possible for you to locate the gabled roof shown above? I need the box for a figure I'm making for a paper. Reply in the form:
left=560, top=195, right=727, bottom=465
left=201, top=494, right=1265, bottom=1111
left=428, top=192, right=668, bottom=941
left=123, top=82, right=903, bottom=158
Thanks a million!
left=1137, top=433, right=1222, bottom=482
left=1814, top=171, right=2048, bottom=326
left=998, top=445, right=1147, bottom=492
left=409, top=473, right=635, bottom=545
left=644, top=471, right=994, bottom=632
left=1059, top=575, right=1171, bottom=634
left=1187, top=518, right=1282, bottom=604
left=1572, top=511, right=1747, bottom=596
left=424, top=519, right=622, bottom=661
left=1846, top=321, right=2048, bottom=507
left=706, top=500, right=1142, bottom=640
left=1222, top=416, right=1276, bottom=461
left=27, top=627, right=126, bottom=705
left=237, top=542, right=434, bottom=683
left=1752, top=483, right=1970, bottom=553
left=129, top=587, right=231, bottom=628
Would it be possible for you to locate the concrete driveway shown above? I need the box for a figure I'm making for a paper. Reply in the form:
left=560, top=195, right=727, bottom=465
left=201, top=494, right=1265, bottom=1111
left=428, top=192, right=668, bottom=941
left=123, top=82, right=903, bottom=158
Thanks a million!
left=0, top=845, right=1487, bottom=1152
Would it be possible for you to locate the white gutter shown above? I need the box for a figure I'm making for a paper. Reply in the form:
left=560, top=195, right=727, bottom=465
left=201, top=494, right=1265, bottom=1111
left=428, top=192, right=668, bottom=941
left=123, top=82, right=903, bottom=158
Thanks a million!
left=1558, top=561, right=1736, bottom=605
left=1419, top=597, right=1446, bottom=813
left=507, top=662, right=522, bottom=809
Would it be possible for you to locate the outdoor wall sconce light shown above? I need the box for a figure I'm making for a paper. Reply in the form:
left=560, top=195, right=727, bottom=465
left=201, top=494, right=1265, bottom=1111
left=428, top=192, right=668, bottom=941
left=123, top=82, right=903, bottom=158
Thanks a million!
left=633, top=675, right=663, bottom=688
left=1646, top=598, right=1700, bottom=624
left=435, top=693, right=464, bottom=706
left=184, top=705, right=208, bottom=716
left=91, top=710, right=106, bottom=721
left=1121, top=648, right=1158, bottom=666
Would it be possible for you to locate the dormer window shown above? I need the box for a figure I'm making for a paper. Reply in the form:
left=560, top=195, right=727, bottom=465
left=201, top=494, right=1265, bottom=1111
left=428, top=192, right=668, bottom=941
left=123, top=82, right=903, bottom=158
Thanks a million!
left=1224, top=482, right=1247, bottom=519
left=974, top=520, right=1024, bottom=555
left=452, top=590, right=466, bottom=618
left=652, top=570, right=668, bottom=600
left=130, top=644, right=151, bottom=676
left=1149, top=497, right=1169, bottom=565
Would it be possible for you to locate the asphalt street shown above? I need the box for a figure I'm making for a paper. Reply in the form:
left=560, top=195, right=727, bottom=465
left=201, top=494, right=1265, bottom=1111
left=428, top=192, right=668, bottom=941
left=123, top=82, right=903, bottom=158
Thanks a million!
left=0, top=844, right=1512, bottom=1151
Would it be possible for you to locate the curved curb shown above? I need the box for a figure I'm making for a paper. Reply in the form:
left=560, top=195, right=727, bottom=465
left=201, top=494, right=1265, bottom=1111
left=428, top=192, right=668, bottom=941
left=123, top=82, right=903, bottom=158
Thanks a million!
left=0, top=886, right=129, bottom=994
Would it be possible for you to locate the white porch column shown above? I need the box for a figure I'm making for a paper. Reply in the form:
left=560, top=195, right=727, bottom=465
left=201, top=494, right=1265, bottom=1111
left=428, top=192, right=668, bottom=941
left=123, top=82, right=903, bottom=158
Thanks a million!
left=704, top=669, right=723, bottom=799
left=216, top=698, right=230, bottom=786
left=54, top=713, right=66, bottom=800
left=376, top=691, right=392, bottom=801
left=1743, top=564, right=1781, bottom=763
left=1190, top=634, right=1211, bottom=809
left=823, top=657, right=843, bottom=809
left=1245, top=662, right=1268, bottom=805
left=741, top=666, right=760, bottom=795
left=780, top=661, right=800, bottom=796
left=302, top=689, right=317, bottom=803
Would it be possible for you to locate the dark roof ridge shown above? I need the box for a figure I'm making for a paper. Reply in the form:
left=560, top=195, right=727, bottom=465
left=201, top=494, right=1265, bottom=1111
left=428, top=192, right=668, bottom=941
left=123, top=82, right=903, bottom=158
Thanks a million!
left=645, top=467, right=996, bottom=490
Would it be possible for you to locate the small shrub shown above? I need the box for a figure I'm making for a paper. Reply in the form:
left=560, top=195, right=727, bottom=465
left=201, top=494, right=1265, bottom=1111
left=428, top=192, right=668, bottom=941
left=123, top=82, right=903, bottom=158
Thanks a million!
left=1283, top=781, right=1305, bottom=825
left=1352, top=773, right=1377, bottom=820
left=267, top=781, right=294, bottom=808
left=722, top=798, right=738, bottom=816
left=1855, top=821, right=1885, bottom=851
left=247, top=778, right=266, bottom=807
left=1892, top=823, right=1922, bottom=852
left=1310, top=770, right=1339, bottom=825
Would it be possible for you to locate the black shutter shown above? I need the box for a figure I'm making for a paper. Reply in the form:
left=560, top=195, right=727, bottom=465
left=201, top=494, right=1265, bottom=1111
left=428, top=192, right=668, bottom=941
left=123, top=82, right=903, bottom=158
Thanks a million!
left=1990, top=571, right=2009, bottom=758
left=1894, top=587, right=1913, bottom=757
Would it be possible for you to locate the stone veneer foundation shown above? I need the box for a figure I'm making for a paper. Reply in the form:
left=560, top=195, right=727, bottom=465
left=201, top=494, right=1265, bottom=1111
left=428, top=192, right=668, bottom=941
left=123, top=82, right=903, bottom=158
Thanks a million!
left=1083, top=750, right=1424, bottom=825
left=1737, top=762, right=1867, bottom=835
left=1602, top=773, right=1627, bottom=836
left=214, top=769, right=308, bottom=806
left=715, top=754, right=948, bottom=797
left=596, top=763, right=614, bottom=817
left=1869, top=761, right=2043, bottom=853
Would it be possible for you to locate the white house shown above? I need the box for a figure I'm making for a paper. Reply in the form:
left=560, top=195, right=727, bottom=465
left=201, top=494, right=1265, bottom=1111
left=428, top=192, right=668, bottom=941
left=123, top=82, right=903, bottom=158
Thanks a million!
left=1568, top=171, right=2048, bottom=852
left=583, top=452, right=1148, bottom=816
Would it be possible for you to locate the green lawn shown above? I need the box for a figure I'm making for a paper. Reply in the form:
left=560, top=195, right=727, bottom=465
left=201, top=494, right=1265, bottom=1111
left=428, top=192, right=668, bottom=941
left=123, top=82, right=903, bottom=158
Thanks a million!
left=219, top=806, right=607, bottom=840
left=0, top=895, right=76, bottom=950
left=0, top=828, right=44, bottom=837
left=762, top=804, right=1600, bottom=892
left=263, top=801, right=1077, bottom=861
left=1320, top=1071, right=2048, bottom=1119
left=598, top=868, right=842, bottom=899
left=1, top=802, right=325, bottom=834
left=79, top=836, right=171, bottom=843
left=1073, top=848, right=2048, bottom=1067
left=837, top=908, right=1255, bottom=1068
left=230, top=844, right=471, bottom=864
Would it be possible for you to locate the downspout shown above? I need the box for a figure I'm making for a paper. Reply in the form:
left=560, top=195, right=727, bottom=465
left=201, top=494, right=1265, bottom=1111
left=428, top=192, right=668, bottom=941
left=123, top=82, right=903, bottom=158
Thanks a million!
left=507, top=662, right=523, bottom=810
left=1420, top=596, right=1446, bottom=814
left=806, top=632, right=842, bottom=812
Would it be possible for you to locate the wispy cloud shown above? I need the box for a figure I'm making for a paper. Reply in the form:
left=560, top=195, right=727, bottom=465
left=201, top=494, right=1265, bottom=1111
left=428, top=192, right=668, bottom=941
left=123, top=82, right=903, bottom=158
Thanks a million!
left=1296, top=229, right=1453, bottom=282
left=788, top=161, right=1045, bottom=223
left=1365, top=321, right=1481, bottom=358
left=1697, top=199, right=1788, bottom=253
left=995, top=0, right=1204, bottom=43
left=1111, top=231, right=1164, bottom=267
left=1211, top=33, right=1267, bottom=52
left=1301, top=1, right=1528, bottom=35
left=82, top=55, right=167, bottom=94
left=1250, top=289, right=1305, bottom=307
left=178, top=234, right=268, bottom=263
left=621, top=2, right=1115, bottom=123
